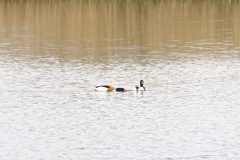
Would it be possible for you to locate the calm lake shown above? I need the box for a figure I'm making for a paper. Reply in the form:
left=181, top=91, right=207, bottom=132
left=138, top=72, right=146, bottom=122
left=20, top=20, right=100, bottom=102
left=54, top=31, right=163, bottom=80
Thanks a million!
left=1, top=0, right=240, bottom=159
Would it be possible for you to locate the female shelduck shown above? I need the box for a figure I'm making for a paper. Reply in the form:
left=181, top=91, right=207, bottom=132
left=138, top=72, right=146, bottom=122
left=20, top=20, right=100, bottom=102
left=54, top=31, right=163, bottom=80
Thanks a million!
left=94, top=80, right=146, bottom=92
left=135, top=80, right=146, bottom=91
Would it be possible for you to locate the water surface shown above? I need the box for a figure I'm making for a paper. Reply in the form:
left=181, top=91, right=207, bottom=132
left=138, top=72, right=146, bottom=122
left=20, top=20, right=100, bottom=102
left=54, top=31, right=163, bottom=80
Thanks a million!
left=1, top=0, right=240, bottom=159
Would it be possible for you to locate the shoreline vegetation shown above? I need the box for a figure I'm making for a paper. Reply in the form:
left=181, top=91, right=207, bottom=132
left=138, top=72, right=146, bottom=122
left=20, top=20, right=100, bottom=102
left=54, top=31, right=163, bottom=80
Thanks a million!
left=1, top=0, right=240, bottom=5
left=0, top=0, right=239, bottom=58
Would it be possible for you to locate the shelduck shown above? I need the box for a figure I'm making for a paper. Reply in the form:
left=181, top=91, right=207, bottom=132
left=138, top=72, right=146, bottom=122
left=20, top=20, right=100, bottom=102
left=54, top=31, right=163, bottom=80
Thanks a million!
left=94, top=85, right=126, bottom=92
left=135, top=80, right=146, bottom=91
left=93, top=80, right=146, bottom=92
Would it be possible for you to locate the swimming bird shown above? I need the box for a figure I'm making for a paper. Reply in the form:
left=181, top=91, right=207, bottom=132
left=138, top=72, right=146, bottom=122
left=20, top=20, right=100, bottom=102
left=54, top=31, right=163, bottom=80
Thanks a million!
left=135, top=80, right=146, bottom=91
left=94, top=85, right=115, bottom=91
left=94, top=85, right=126, bottom=92
left=94, top=80, right=146, bottom=92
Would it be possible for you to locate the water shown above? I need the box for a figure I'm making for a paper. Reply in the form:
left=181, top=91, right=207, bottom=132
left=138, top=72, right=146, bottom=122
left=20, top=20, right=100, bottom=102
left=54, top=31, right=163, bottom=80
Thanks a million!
left=1, top=0, right=240, bottom=159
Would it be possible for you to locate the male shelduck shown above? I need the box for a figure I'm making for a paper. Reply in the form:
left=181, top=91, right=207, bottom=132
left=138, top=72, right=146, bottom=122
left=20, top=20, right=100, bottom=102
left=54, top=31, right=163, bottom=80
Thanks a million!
left=94, top=80, right=146, bottom=92
left=94, top=85, right=126, bottom=92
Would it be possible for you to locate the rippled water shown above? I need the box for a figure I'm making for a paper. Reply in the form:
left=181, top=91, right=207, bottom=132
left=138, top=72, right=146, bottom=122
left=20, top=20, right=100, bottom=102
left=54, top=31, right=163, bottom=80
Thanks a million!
left=1, top=0, right=240, bottom=160
left=1, top=52, right=240, bottom=159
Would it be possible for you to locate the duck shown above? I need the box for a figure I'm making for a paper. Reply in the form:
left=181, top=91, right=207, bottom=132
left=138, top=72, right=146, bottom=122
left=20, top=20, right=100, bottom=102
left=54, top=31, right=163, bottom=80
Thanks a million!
left=94, top=85, right=127, bottom=92
left=135, top=80, right=146, bottom=91
left=94, top=80, right=146, bottom=92
left=94, top=85, right=115, bottom=91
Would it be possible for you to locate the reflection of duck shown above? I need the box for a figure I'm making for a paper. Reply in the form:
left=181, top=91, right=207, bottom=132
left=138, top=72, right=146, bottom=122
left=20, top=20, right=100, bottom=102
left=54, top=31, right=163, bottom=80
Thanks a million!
left=135, top=80, right=146, bottom=91
left=94, top=85, right=126, bottom=92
